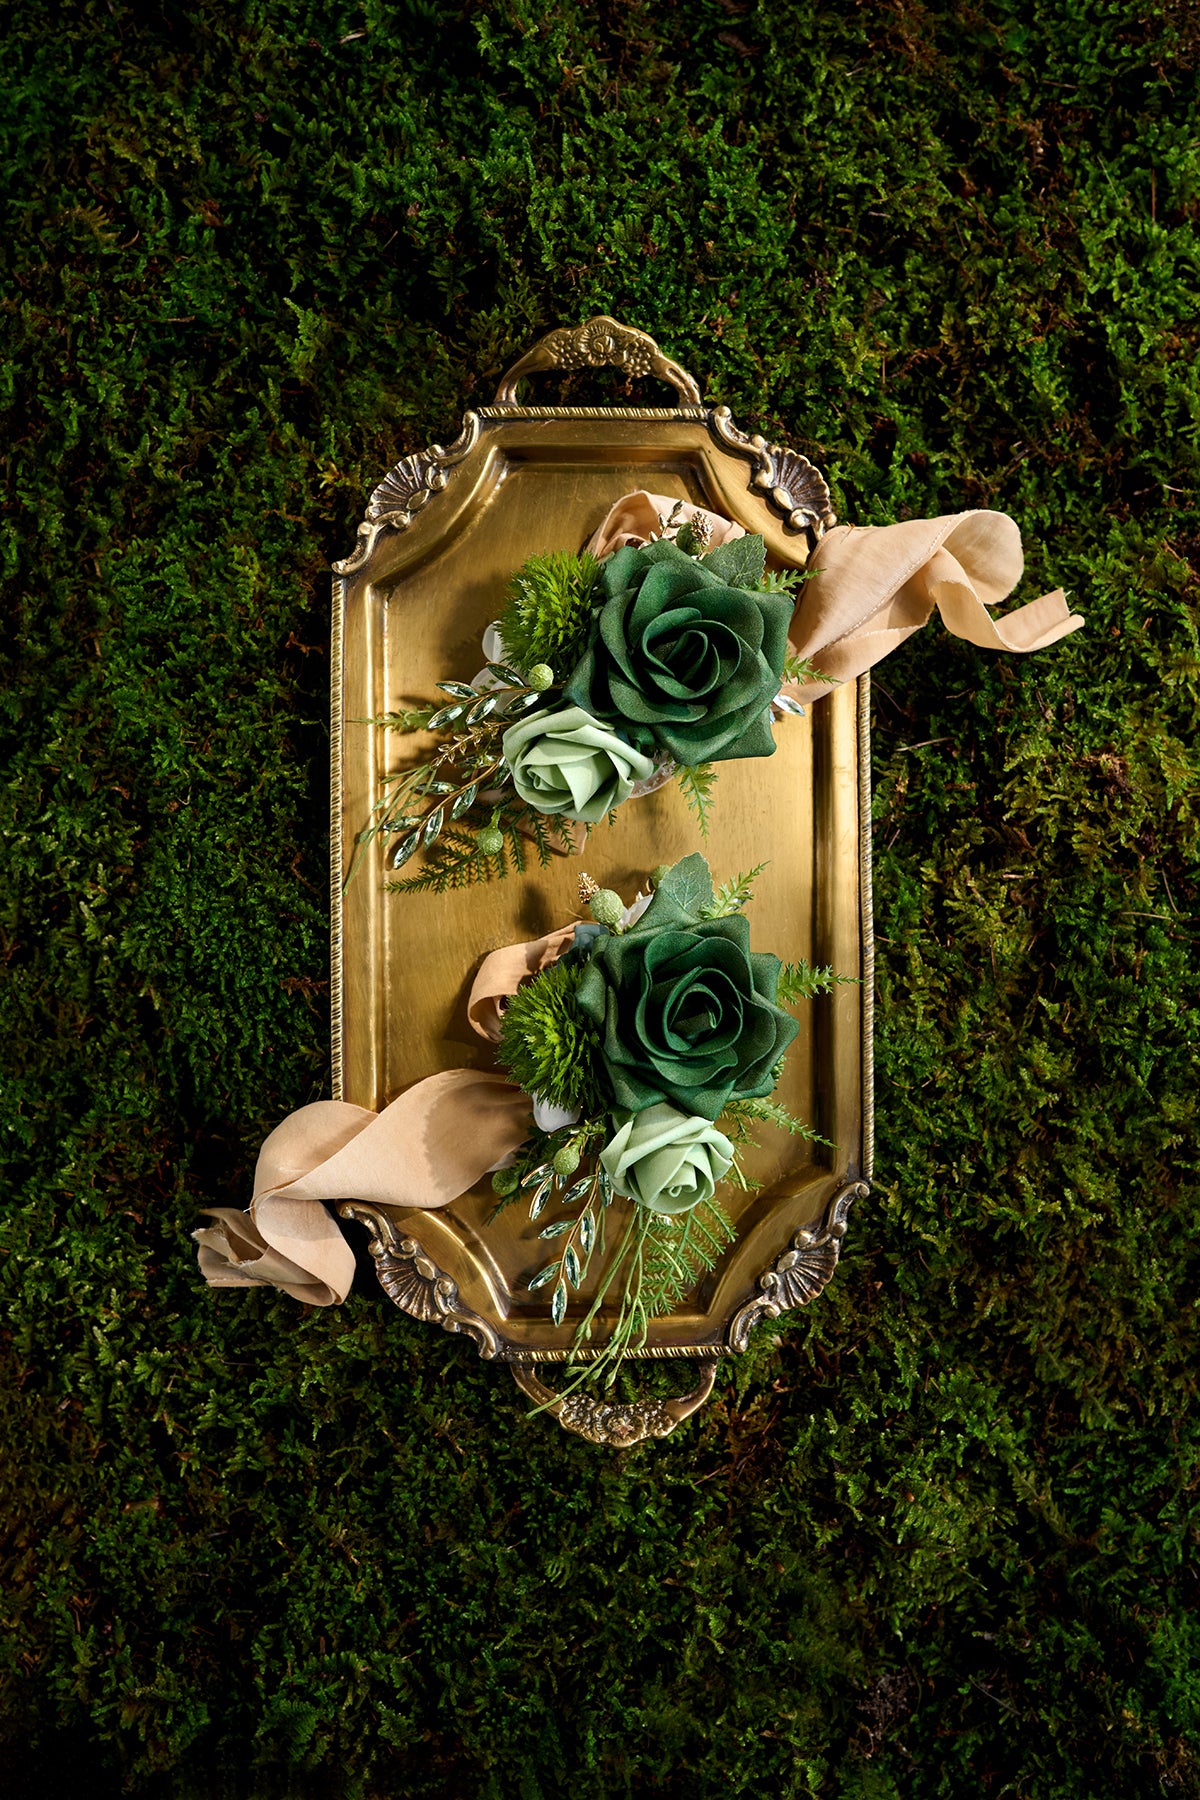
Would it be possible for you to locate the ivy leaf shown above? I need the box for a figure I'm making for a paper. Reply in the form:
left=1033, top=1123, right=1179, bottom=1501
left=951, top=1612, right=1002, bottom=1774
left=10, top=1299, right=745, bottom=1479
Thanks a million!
left=702, top=534, right=767, bottom=589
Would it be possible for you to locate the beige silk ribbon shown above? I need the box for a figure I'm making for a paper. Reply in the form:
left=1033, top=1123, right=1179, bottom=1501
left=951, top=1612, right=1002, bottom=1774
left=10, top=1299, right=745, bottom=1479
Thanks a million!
left=194, top=1069, right=532, bottom=1305
left=585, top=490, right=746, bottom=558
left=466, top=922, right=579, bottom=1041
left=781, top=511, right=1084, bottom=704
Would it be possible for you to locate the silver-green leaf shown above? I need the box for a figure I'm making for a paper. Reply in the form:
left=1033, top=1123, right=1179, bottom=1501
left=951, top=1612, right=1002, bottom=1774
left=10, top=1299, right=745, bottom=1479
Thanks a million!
left=391, top=829, right=421, bottom=869
left=527, top=1260, right=560, bottom=1293
left=426, top=702, right=465, bottom=730
left=423, top=806, right=444, bottom=847
left=563, top=1246, right=581, bottom=1288
left=550, top=1282, right=567, bottom=1327
left=528, top=1176, right=554, bottom=1220
left=450, top=783, right=478, bottom=820
left=438, top=680, right=478, bottom=700
left=502, top=690, right=544, bottom=717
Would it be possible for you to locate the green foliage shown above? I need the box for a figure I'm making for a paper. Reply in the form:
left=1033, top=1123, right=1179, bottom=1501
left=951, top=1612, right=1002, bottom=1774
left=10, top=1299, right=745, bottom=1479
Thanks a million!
left=776, top=960, right=849, bottom=1006
left=1, top=2, right=1199, bottom=1798
left=494, top=548, right=600, bottom=682
left=496, top=959, right=605, bottom=1117
left=782, top=645, right=820, bottom=686
left=700, top=533, right=767, bottom=590
left=699, top=863, right=767, bottom=919
left=759, top=568, right=808, bottom=594
left=675, top=761, right=718, bottom=838
left=722, top=1094, right=823, bottom=1145
left=571, top=1200, right=738, bottom=1387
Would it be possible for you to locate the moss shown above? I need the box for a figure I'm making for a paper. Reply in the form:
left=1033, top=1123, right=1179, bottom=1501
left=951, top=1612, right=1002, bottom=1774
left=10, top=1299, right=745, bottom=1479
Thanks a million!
left=1, top=1, right=1199, bottom=1797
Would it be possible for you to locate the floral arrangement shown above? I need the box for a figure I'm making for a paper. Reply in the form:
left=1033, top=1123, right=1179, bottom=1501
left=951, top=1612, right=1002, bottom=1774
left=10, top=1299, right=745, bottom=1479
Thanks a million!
left=481, top=852, right=840, bottom=1387
left=364, top=502, right=813, bottom=892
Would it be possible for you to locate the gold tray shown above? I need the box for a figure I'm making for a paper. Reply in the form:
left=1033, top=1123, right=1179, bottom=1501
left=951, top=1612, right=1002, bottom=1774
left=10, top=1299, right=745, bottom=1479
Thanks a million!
left=330, top=319, right=873, bottom=1446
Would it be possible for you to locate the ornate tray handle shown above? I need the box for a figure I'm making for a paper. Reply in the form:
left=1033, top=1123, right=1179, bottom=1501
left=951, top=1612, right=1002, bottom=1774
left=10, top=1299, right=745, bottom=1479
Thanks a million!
left=493, top=314, right=702, bottom=406
left=510, top=1359, right=718, bottom=1447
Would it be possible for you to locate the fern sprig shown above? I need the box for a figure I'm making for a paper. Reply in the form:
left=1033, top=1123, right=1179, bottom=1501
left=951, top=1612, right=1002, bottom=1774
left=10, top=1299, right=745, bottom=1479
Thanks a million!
left=699, top=863, right=767, bottom=918
left=776, top=960, right=856, bottom=1006
left=782, top=647, right=822, bottom=687
left=676, top=762, right=717, bottom=839
left=721, top=1094, right=827, bottom=1145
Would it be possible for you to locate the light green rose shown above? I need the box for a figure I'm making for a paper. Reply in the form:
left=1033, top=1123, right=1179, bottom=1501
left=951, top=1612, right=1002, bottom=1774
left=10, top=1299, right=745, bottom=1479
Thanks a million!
left=502, top=705, right=655, bottom=823
left=599, top=1102, right=735, bottom=1216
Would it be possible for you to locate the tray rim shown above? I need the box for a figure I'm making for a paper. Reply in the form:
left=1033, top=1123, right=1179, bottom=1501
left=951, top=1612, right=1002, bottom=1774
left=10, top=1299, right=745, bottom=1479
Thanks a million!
left=327, top=393, right=873, bottom=1368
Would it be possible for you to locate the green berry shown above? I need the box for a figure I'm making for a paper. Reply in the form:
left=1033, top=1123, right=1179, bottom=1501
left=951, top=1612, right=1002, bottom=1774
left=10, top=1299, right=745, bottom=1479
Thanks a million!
left=526, top=663, right=555, bottom=692
left=650, top=864, right=671, bottom=889
left=491, top=1167, right=520, bottom=1195
left=588, top=888, right=625, bottom=929
left=553, top=1144, right=582, bottom=1178
left=477, top=825, right=505, bottom=856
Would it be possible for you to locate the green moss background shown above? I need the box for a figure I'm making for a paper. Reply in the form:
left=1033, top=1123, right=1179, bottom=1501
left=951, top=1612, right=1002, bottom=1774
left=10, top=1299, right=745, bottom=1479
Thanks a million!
left=3, top=2, right=1198, bottom=1794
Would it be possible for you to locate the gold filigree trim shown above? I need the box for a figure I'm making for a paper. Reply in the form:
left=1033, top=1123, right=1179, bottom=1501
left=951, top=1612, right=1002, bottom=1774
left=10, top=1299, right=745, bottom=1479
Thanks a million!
left=858, top=672, right=875, bottom=1183
left=493, top=315, right=702, bottom=406
left=330, top=575, right=346, bottom=1103
left=510, top=1359, right=718, bottom=1447
left=475, top=405, right=708, bottom=422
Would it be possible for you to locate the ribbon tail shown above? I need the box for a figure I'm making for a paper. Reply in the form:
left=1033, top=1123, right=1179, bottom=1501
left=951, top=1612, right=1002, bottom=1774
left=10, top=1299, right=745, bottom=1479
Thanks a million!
left=787, top=511, right=1083, bottom=697
left=197, top=1073, right=533, bottom=1307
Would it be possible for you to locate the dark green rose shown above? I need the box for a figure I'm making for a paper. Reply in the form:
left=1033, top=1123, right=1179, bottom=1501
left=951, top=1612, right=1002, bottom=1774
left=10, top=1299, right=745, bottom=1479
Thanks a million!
left=575, top=905, right=799, bottom=1121
left=563, top=537, right=794, bottom=765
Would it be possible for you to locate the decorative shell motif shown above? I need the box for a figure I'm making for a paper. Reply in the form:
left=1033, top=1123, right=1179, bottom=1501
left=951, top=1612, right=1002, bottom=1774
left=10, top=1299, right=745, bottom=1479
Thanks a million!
left=726, top=1182, right=864, bottom=1353
left=710, top=404, right=838, bottom=537
left=375, top=1242, right=447, bottom=1323
left=365, top=413, right=482, bottom=531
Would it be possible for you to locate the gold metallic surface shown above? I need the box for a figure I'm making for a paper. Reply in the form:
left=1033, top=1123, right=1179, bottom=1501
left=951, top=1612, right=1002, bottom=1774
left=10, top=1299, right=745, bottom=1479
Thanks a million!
left=492, top=314, right=702, bottom=406
left=329, top=323, right=873, bottom=1403
left=510, top=1359, right=719, bottom=1447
